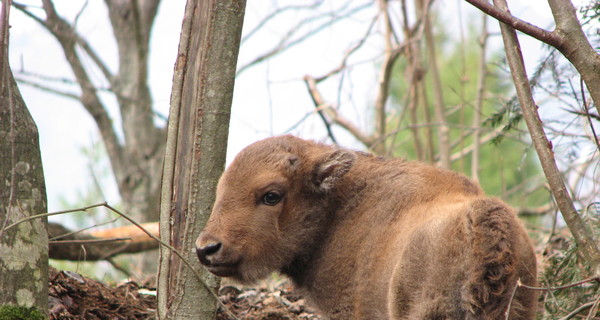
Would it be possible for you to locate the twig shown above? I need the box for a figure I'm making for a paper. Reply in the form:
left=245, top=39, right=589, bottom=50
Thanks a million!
left=73, top=0, right=88, bottom=29
left=313, top=12, right=378, bottom=83
left=585, top=294, right=600, bottom=320
left=564, top=109, right=600, bottom=122
left=14, top=77, right=80, bottom=100
left=303, top=75, right=337, bottom=144
left=519, top=275, right=600, bottom=291
left=439, top=125, right=506, bottom=165
left=283, top=103, right=332, bottom=134
left=580, top=79, right=600, bottom=152
left=241, top=0, right=324, bottom=44
left=505, top=276, right=600, bottom=319
left=48, top=237, right=131, bottom=244
left=1, top=202, right=106, bottom=236
left=237, top=2, right=372, bottom=75
left=558, top=301, right=597, bottom=320
left=102, top=203, right=233, bottom=317
left=504, top=278, right=521, bottom=320
left=49, top=217, right=120, bottom=241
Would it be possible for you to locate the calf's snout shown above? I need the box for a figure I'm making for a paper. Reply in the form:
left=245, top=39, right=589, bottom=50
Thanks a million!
left=196, top=241, right=222, bottom=265
left=195, top=233, right=223, bottom=265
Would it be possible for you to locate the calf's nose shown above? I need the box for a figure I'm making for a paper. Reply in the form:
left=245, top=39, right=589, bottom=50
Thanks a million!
left=196, top=240, right=222, bottom=265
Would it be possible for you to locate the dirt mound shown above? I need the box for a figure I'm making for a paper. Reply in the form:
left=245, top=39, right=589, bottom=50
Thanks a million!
left=48, top=268, right=322, bottom=320
left=49, top=268, right=156, bottom=320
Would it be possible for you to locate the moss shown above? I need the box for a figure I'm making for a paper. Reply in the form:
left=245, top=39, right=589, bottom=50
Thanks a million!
left=0, top=305, right=45, bottom=320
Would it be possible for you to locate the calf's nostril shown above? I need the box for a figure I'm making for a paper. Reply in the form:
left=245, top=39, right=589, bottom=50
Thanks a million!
left=203, top=242, right=222, bottom=255
left=196, top=242, right=222, bottom=263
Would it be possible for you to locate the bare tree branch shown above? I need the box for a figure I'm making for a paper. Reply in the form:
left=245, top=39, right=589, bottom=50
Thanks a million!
left=13, top=3, right=115, bottom=84
left=464, top=0, right=559, bottom=47
left=466, top=0, right=600, bottom=116
left=14, top=76, right=80, bottom=100
left=314, top=13, right=379, bottom=82
left=304, top=75, right=375, bottom=147
left=303, top=75, right=338, bottom=143
left=237, top=1, right=373, bottom=75
left=448, top=126, right=506, bottom=164
left=241, top=0, right=324, bottom=44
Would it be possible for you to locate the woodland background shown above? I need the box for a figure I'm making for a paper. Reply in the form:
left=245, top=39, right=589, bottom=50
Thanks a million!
left=1, top=0, right=599, bottom=319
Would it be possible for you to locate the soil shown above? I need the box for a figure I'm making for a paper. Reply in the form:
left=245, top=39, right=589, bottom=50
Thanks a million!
left=48, top=267, right=322, bottom=320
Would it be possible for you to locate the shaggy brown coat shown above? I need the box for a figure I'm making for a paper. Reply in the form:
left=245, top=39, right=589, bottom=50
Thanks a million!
left=196, top=135, right=538, bottom=319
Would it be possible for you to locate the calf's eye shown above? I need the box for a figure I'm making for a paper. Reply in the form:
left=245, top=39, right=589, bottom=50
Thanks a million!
left=262, top=191, right=282, bottom=206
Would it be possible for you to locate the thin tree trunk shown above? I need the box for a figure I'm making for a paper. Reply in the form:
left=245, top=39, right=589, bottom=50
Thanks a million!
left=493, top=0, right=600, bottom=273
left=422, top=2, right=451, bottom=169
left=157, top=0, right=246, bottom=319
left=471, top=14, right=488, bottom=182
left=0, top=0, right=48, bottom=316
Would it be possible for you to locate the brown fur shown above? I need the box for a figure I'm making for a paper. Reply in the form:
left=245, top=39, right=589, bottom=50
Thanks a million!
left=196, top=135, right=538, bottom=319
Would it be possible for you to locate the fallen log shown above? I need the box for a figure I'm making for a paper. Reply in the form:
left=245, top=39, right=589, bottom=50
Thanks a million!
left=48, top=222, right=159, bottom=261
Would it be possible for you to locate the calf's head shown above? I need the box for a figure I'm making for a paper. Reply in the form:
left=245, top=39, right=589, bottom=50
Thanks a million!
left=195, top=136, right=355, bottom=283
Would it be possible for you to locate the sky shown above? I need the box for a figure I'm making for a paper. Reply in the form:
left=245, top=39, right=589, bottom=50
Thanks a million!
left=7, top=0, right=561, bottom=215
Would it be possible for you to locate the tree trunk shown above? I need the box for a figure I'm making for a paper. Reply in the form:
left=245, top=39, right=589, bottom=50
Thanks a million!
left=157, top=0, right=246, bottom=319
left=0, top=1, right=48, bottom=317
left=104, top=0, right=165, bottom=224
left=422, top=0, right=450, bottom=169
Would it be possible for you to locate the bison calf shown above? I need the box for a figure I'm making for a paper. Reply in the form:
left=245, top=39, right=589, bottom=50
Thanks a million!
left=196, top=135, right=538, bottom=319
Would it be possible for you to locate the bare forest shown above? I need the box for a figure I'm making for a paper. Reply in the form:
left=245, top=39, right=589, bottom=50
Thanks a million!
left=1, top=0, right=599, bottom=319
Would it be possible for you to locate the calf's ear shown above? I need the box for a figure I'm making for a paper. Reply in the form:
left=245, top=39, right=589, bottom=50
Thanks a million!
left=312, top=149, right=356, bottom=192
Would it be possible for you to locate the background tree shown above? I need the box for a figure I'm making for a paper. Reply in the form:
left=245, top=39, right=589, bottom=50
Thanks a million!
left=0, top=0, right=48, bottom=317
left=14, top=0, right=167, bottom=275
left=14, top=0, right=164, bottom=232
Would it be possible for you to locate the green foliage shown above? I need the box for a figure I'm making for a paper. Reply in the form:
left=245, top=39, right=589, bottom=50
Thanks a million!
left=0, top=305, right=44, bottom=320
left=538, top=203, right=600, bottom=319
left=387, top=19, right=548, bottom=208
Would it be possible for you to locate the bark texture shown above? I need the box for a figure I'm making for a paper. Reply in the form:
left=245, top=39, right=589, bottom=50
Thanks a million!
left=157, top=0, right=246, bottom=319
left=0, top=0, right=49, bottom=314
